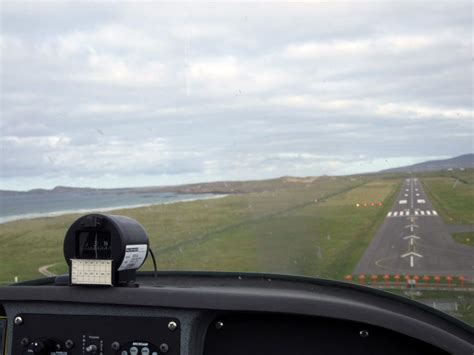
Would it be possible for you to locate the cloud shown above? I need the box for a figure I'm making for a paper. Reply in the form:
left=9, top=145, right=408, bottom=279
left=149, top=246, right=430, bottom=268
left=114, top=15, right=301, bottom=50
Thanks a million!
left=0, top=1, right=472, bottom=189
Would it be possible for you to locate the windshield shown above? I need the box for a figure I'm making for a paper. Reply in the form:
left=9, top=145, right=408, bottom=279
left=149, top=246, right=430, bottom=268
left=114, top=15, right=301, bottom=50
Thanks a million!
left=1, top=1, right=472, bottom=325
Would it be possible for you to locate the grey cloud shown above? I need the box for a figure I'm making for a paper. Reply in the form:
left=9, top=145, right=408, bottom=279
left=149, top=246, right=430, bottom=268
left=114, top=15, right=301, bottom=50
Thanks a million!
left=0, top=1, right=472, bottom=189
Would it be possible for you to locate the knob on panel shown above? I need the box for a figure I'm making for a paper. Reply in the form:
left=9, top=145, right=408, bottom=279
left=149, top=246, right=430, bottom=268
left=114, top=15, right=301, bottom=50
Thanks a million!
left=27, top=338, right=65, bottom=355
left=28, top=339, right=54, bottom=354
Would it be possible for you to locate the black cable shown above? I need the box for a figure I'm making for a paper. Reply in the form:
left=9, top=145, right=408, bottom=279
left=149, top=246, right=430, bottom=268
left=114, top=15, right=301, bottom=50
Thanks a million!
left=148, top=248, right=158, bottom=286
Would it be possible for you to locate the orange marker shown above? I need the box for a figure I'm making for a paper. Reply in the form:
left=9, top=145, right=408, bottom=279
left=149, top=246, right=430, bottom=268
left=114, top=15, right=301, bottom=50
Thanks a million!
left=446, top=276, right=453, bottom=286
left=371, top=275, right=378, bottom=283
left=422, top=275, right=430, bottom=284
left=383, top=274, right=390, bottom=285
left=394, top=274, right=401, bottom=285
left=358, top=274, right=366, bottom=284
left=434, top=275, right=441, bottom=284
left=344, top=275, right=353, bottom=282
left=459, top=276, right=465, bottom=287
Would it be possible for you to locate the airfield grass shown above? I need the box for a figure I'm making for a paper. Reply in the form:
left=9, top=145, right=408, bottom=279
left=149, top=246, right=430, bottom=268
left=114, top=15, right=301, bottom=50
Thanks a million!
left=452, top=232, right=474, bottom=247
left=0, top=176, right=400, bottom=283
left=422, top=172, right=474, bottom=225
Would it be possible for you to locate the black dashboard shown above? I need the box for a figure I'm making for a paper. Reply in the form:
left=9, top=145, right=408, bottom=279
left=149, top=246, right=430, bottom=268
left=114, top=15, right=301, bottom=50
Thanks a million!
left=0, top=272, right=472, bottom=355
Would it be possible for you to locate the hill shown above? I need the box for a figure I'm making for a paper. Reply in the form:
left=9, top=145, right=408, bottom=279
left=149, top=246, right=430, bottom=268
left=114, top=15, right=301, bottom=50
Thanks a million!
left=380, top=154, right=474, bottom=173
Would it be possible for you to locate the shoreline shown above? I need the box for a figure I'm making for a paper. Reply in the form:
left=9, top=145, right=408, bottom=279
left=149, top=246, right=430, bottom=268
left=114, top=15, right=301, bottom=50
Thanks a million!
left=0, top=194, right=228, bottom=225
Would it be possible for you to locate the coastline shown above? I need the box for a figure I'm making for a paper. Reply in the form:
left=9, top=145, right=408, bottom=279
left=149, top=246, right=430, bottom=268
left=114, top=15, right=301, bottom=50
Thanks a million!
left=0, top=194, right=228, bottom=224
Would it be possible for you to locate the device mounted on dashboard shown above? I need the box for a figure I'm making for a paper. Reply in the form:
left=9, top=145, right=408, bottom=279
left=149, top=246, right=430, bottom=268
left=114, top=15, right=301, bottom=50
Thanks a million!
left=63, top=214, right=149, bottom=287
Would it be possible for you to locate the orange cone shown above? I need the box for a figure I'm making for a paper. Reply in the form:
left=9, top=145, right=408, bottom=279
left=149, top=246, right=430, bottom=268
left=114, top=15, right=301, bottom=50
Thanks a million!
left=446, top=276, right=453, bottom=286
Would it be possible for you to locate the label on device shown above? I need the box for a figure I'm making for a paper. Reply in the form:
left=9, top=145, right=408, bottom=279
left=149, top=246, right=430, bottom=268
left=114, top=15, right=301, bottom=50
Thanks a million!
left=71, top=259, right=113, bottom=286
left=118, top=244, right=148, bottom=271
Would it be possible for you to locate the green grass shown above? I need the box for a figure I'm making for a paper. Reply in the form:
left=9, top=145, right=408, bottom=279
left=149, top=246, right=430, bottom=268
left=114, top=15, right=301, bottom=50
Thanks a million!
left=422, top=172, right=474, bottom=225
left=452, top=232, right=474, bottom=247
left=0, top=175, right=399, bottom=283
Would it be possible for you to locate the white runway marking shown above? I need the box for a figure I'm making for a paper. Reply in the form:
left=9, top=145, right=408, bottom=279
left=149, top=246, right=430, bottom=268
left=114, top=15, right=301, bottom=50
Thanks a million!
left=393, top=211, right=398, bottom=216
left=416, top=193, right=420, bottom=196
left=403, top=235, right=420, bottom=240
left=387, top=212, right=392, bottom=217
left=399, top=200, right=407, bottom=204
left=415, top=211, right=419, bottom=215
left=426, top=210, right=431, bottom=215
left=433, top=210, right=438, bottom=215
left=401, top=251, right=422, bottom=258
left=420, top=211, right=425, bottom=215
left=417, top=199, right=425, bottom=203
left=401, top=250, right=423, bottom=268
left=404, top=194, right=408, bottom=197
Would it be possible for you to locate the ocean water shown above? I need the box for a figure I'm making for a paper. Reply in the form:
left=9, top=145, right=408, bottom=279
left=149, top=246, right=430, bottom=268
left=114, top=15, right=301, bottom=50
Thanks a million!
left=0, top=191, right=225, bottom=224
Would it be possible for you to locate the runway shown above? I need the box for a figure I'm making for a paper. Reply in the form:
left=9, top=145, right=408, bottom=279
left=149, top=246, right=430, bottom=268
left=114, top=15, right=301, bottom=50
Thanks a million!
left=354, top=178, right=474, bottom=278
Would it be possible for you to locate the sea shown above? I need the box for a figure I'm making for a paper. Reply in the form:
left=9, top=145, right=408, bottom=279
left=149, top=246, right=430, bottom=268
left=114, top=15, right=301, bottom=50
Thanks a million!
left=0, top=191, right=225, bottom=224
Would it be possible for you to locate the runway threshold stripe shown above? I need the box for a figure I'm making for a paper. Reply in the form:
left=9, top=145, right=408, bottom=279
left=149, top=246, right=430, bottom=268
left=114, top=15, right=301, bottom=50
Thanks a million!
left=433, top=210, right=438, bottom=215
left=387, top=212, right=392, bottom=217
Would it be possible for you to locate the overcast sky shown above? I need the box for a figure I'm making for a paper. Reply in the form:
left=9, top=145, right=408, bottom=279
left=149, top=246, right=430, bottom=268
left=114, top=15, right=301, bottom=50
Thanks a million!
left=1, top=1, right=472, bottom=190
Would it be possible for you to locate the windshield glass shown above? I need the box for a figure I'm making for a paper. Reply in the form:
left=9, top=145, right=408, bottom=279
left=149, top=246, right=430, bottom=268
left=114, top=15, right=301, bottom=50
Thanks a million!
left=1, top=1, right=473, bottom=325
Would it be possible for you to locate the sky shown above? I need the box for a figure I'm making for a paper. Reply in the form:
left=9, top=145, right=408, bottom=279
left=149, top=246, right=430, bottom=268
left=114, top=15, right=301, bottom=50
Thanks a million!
left=1, top=1, right=472, bottom=191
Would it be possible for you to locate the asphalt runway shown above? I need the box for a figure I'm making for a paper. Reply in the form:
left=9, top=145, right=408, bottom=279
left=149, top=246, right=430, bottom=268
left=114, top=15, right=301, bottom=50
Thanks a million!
left=354, top=178, right=474, bottom=278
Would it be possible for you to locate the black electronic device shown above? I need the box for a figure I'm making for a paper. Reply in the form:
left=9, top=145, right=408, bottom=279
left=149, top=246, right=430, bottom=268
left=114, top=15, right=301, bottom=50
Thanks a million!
left=63, top=214, right=149, bottom=286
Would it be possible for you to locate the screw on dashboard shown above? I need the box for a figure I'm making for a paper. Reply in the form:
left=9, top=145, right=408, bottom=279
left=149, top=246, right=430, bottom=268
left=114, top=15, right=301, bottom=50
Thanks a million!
left=167, top=321, right=178, bottom=331
left=359, top=330, right=369, bottom=338
left=159, top=343, right=169, bottom=353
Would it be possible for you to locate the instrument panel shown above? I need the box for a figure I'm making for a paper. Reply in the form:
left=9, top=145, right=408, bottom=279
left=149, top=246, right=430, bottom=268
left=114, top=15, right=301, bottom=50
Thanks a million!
left=11, top=314, right=179, bottom=355
left=0, top=317, right=6, bottom=355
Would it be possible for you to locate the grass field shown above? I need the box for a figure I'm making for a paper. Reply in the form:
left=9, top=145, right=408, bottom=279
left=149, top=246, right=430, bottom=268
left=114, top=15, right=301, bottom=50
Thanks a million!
left=452, top=232, right=474, bottom=247
left=422, top=171, right=474, bottom=225
left=0, top=175, right=400, bottom=283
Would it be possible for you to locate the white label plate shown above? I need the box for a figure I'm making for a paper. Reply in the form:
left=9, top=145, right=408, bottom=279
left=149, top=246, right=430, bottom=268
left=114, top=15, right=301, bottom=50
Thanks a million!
left=71, top=259, right=113, bottom=286
left=118, top=244, right=148, bottom=271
